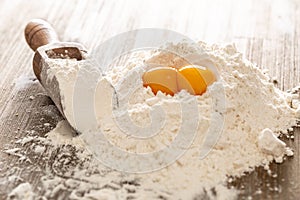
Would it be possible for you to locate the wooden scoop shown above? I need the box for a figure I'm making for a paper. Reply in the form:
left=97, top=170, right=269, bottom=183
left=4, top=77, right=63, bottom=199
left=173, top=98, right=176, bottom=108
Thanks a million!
left=24, top=19, right=88, bottom=120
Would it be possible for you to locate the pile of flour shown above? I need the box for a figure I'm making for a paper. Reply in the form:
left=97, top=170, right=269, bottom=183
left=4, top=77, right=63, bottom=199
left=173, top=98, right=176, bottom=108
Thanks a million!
left=16, top=41, right=299, bottom=199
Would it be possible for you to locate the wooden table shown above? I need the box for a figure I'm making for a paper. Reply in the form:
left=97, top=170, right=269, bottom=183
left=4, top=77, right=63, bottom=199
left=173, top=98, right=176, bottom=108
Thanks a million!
left=0, top=0, right=299, bottom=199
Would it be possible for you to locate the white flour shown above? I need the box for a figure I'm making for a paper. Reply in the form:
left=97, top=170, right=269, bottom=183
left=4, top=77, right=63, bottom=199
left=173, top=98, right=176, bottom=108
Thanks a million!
left=14, top=75, right=37, bottom=91
left=8, top=182, right=35, bottom=200
left=9, top=42, right=300, bottom=199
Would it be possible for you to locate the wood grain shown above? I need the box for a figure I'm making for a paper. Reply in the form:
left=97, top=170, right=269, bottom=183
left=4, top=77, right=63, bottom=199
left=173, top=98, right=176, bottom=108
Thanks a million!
left=24, top=19, right=59, bottom=51
left=0, top=0, right=299, bottom=199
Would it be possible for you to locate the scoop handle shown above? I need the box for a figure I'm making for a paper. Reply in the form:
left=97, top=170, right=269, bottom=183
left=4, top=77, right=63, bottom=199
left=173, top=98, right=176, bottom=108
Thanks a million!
left=25, top=19, right=59, bottom=51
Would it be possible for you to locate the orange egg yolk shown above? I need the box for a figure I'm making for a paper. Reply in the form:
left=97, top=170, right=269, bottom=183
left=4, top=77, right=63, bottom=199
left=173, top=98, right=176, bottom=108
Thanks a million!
left=142, top=65, right=216, bottom=96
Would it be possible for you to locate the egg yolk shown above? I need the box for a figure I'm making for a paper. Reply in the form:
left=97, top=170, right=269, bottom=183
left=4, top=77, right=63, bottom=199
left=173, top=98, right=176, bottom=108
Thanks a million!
left=142, top=65, right=216, bottom=96
left=142, top=67, right=177, bottom=96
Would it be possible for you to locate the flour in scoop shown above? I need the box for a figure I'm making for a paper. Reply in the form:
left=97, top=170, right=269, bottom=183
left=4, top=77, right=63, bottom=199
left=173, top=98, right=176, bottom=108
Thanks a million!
left=31, top=41, right=299, bottom=199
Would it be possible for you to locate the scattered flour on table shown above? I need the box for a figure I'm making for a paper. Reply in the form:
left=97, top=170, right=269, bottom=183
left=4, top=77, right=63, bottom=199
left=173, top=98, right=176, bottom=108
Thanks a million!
left=45, top=120, right=79, bottom=146
left=7, top=41, right=300, bottom=199
left=8, top=182, right=35, bottom=200
left=14, top=74, right=37, bottom=90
